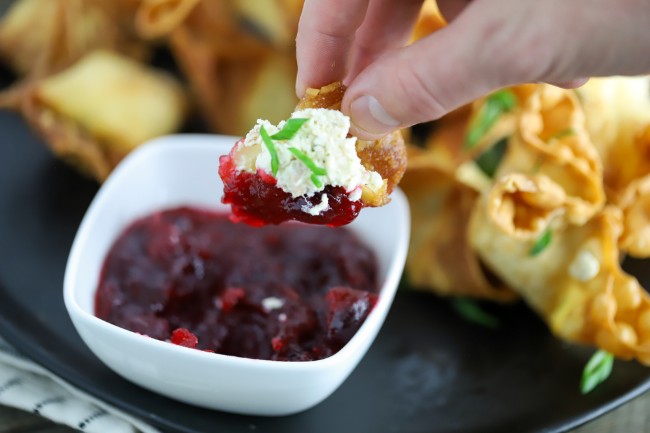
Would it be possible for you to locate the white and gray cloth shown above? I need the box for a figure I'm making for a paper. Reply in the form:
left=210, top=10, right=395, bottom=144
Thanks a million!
left=0, top=336, right=160, bottom=433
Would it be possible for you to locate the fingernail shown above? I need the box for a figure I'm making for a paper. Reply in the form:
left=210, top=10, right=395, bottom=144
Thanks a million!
left=349, top=96, right=400, bottom=135
left=296, top=78, right=306, bottom=98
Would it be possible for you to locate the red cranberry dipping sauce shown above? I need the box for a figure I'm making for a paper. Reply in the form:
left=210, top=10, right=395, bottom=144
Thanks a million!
left=219, top=139, right=364, bottom=227
left=95, top=207, right=379, bottom=361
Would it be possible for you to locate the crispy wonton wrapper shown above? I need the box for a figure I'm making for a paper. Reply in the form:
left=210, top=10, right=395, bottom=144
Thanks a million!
left=496, top=85, right=605, bottom=225
left=470, top=179, right=650, bottom=364
left=409, top=0, right=447, bottom=43
left=406, top=78, right=650, bottom=361
left=401, top=146, right=515, bottom=301
left=617, top=172, right=650, bottom=258
left=136, top=0, right=300, bottom=135
left=296, top=82, right=407, bottom=207
left=22, top=50, right=186, bottom=181
left=423, top=85, right=536, bottom=178
left=0, top=0, right=146, bottom=107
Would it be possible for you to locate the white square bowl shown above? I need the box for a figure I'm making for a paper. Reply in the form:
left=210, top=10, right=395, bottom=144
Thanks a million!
left=63, top=134, right=410, bottom=416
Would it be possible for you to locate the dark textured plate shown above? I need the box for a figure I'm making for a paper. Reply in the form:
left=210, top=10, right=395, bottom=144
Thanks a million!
left=2, top=111, right=650, bottom=433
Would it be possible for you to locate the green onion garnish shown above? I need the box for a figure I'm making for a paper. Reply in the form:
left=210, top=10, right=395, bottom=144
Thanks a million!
left=530, top=228, right=552, bottom=256
left=288, top=148, right=327, bottom=175
left=581, top=350, right=614, bottom=394
left=288, top=147, right=327, bottom=187
left=475, top=137, right=509, bottom=178
left=450, top=298, right=499, bottom=329
left=310, top=174, right=323, bottom=188
left=549, top=128, right=576, bottom=140
left=270, top=118, right=309, bottom=140
left=260, top=125, right=279, bottom=176
left=465, top=90, right=517, bottom=149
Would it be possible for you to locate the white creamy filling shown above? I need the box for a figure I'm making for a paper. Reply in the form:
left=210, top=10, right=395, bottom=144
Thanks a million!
left=236, top=108, right=383, bottom=204
left=348, top=187, right=362, bottom=202
left=302, top=193, right=330, bottom=216
left=568, top=249, right=600, bottom=282
left=261, top=296, right=285, bottom=311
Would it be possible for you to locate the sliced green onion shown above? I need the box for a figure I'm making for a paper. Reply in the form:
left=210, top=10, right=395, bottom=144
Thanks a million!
left=310, top=174, right=323, bottom=188
left=450, top=298, right=499, bottom=329
left=260, top=125, right=279, bottom=176
left=270, top=118, right=309, bottom=140
left=549, top=128, right=576, bottom=140
left=288, top=147, right=327, bottom=188
left=530, top=228, right=552, bottom=257
left=465, top=90, right=517, bottom=149
left=581, top=350, right=614, bottom=394
left=475, top=137, right=508, bottom=178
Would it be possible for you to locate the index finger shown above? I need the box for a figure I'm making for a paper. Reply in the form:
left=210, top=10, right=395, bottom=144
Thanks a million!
left=295, top=0, right=370, bottom=97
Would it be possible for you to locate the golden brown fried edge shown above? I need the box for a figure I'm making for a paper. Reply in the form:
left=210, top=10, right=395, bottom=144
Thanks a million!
left=297, top=81, right=407, bottom=207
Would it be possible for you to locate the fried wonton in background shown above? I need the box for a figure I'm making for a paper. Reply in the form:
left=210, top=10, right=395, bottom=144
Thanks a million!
left=496, top=85, right=605, bottom=225
left=617, top=173, right=650, bottom=258
left=405, top=77, right=650, bottom=361
left=22, top=50, right=186, bottom=181
left=409, top=0, right=447, bottom=43
left=136, top=0, right=301, bottom=136
left=0, top=0, right=147, bottom=107
left=470, top=188, right=650, bottom=364
left=422, top=85, right=537, bottom=179
left=401, top=147, right=516, bottom=301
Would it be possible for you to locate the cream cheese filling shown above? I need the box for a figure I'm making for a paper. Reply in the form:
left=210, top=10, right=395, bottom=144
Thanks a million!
left=568, top=249, right=600, bottom=282
left=235, top=109, right=383, bottom=209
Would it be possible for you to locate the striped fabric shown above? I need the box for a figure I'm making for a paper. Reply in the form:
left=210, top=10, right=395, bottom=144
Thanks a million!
left=0, top=337, right=159, bottom=433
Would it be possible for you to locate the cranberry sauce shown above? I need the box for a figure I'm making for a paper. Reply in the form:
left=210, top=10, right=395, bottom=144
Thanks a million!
left=95, top=207, right=378, bottom=361
left=219, top=140, right=363, bottom=227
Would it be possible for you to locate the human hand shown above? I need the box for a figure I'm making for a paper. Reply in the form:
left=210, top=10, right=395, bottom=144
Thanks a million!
left=296, top=0, right=650, bottom=140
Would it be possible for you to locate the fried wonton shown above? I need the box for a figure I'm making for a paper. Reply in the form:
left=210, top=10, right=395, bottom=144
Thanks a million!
left=401, top=147, right=516, bottom=301
left=464, top=82, right=650, bottom=363
left=22, top=50, right=186, bottom=181
left=470, top=187, right=650, bottom=364
left=399, top=87, right=528, bottom=298
left=403, top=76, right=650, bottom=361
left=409, top=0, right=447, bottom=43
left=423, top=85, right=536, bottom=177
left=0, top=0, right=146, bottom=107
left=617, top=173, right=650, bottom=258
left=496, top=85, right=605, bottom=225
left=136, top=0, right=300, bottom=135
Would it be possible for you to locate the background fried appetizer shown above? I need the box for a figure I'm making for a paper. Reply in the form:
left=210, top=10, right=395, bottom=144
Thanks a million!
left=0, top=0, right=146, bottom=107
left=403, top=77, right=650, bottom=364
left=22, top=50, right=186, bottom=180
left=136, top=0, right=300, bottom=136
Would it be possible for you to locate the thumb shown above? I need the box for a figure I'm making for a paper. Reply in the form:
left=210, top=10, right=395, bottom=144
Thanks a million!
left=341, top=0, right=551, bottom=140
